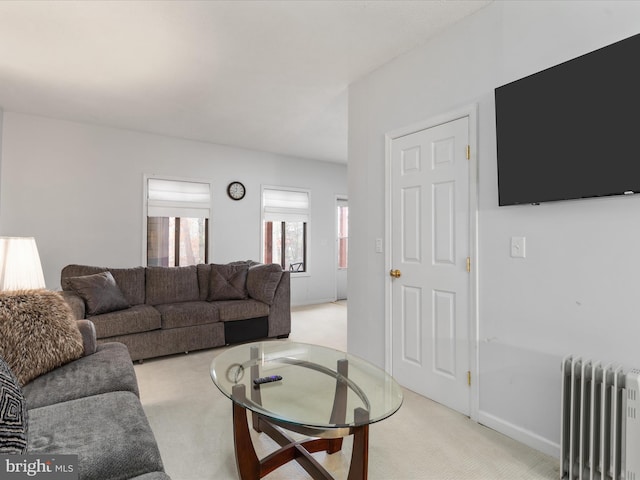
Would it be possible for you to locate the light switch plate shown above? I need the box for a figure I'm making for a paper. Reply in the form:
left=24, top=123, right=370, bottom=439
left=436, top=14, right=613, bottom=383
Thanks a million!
left=511, top=236, right=526, bottom=258
left=375, top=238, right=383, bottom=253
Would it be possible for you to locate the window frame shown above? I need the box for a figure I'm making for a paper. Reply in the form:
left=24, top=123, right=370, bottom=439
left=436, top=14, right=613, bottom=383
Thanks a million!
left=143, top=174, right=213, bottom=266
left=261, top=185, right=310, bottom=275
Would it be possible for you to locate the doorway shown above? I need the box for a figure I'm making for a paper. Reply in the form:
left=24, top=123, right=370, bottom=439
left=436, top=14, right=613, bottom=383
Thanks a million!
left=336, top=197, right=348, bottom=300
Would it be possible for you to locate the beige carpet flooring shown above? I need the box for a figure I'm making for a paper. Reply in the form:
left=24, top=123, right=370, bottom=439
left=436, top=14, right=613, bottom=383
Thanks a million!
left=134, top=302, right=559, bottom=479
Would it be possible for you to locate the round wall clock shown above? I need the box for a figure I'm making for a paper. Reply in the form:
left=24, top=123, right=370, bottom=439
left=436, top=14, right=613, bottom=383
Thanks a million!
left=227, top=181, right=246, bottom=200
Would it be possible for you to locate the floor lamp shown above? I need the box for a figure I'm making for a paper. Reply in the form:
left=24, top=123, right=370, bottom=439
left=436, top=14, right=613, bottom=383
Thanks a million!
left=0, top=237, right=46, bottom=291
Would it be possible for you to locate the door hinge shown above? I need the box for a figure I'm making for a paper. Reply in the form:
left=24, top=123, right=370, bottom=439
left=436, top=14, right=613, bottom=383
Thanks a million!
left=466, top=257, right=471, bottom=273
left=467, top=370, right=471, bottom=386
left=466, top=145, right=471, bottom=160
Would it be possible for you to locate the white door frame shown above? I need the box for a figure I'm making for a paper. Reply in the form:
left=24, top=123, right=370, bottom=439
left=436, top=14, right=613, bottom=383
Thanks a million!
left=384, top=104, right=479, bottom=421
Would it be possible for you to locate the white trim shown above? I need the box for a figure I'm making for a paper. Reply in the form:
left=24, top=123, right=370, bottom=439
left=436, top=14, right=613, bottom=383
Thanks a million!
left=384, top=103, right=480, bottom=421
left=291, top=296, right=337, bottom=308
left=478, top=410, right=560, bottom=458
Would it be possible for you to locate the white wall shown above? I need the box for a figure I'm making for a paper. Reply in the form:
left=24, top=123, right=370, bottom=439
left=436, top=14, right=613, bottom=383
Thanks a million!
left=348, top=0, right=640, bottom=457
left=0, top=112, right=347, bottom=305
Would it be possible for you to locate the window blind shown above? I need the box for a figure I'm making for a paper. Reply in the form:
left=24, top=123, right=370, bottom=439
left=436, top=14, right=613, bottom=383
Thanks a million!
left=263, top=188, right=309, bottom=222
left=147, top=178, right=211, bottom=218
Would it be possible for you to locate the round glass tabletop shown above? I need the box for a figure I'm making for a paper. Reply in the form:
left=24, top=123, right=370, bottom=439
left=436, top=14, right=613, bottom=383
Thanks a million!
left=210, top=341, right=403, bottom=430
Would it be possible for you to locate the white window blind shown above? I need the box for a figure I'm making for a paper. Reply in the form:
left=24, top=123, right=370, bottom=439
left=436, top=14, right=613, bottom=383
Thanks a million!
left=263, top=188, right=309, bottom=222
left=147, top=178, right=211, bottom=218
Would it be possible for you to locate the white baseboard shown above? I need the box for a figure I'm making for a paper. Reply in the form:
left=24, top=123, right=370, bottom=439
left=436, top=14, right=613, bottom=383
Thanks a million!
left=478, top=410, right=560, bottom=459
left=291, top=297, right=338, bottom=308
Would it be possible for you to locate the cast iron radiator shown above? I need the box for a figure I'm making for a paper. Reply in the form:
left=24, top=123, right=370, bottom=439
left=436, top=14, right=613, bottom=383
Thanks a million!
left=561, top=355, right=640, bottom=480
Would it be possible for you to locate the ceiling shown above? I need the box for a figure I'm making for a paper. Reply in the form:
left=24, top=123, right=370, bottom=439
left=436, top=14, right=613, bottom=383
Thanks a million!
left=0, top=1, right=491, bottom=163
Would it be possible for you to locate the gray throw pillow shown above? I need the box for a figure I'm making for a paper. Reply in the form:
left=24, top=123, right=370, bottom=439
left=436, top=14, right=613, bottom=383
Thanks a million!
left=246, top=263, right=283, bottom=305
left=208, top=264, right=249, bottom=301
left=67, top=271, right=130, bottom=316
left=0, top=356, right=27, bottom=453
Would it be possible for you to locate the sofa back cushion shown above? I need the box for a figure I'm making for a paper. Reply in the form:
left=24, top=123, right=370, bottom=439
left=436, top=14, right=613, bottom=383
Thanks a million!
left=196, top=264, right=211, bottom=301
left=61, top=265, right=146, bottom=306
left=146, top=265, right=199, bottom=305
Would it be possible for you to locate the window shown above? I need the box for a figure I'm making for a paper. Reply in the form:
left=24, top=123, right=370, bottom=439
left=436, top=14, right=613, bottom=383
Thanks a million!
left=337, top=200, right=348, bottom=269
left=262, top=187, right=309, bottom=272
left=146, top=178, right=211, bottom=266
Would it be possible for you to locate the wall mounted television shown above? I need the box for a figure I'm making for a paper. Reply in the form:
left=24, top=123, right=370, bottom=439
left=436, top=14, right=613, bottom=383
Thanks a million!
left=495, top=33, right=640, bottom=206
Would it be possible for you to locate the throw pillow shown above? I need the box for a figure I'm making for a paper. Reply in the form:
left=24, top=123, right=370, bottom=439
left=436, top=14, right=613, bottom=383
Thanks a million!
left=0, top=356, right=28, bottom=454
left=66, top=271, right=130, bottom=316
left=246, top=263, right=283, bottom=305
left=208, top=264, right=249, bottom=301
left=0, top=289, right=84, bottom=386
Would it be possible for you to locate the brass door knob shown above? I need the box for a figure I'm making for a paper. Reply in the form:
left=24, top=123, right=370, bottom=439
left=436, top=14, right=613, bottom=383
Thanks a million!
left=390, top=269, right=402, bottom=278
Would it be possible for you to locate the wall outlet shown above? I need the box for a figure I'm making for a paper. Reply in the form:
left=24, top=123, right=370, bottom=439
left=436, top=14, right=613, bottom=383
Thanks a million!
left=511, top=236, right=526, bottom=258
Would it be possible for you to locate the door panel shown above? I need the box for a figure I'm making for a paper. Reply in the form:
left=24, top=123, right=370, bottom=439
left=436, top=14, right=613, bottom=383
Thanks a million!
left=401, top=285, right=422, bottom=365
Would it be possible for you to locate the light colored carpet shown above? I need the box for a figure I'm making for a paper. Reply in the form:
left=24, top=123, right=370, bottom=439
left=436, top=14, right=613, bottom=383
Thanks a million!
left=135, top=302, right=559, bottom=479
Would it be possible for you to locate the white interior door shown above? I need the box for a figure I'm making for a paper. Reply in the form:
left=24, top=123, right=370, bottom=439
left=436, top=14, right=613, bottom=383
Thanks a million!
left=390, top=116, right=470, bottom=416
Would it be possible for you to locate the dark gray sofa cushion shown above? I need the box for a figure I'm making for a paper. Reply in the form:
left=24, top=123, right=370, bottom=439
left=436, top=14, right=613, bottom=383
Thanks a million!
left=22, top=342, right=139, bottom=410
left=146, top=266, right=199, bottom=305
left=217, top=299, right=270, bottom=321
left=66, top=271, right=130, bottom=316
left=62, top=265, right=146, bottom=306
left=198, top=261, right=260, bottom=301
left=28, top=391, right=166, bottom=480
left=90, top=305, right=161, bottom=338
left=208, top=263, right=249, bottom=301
left=155, top=301, right=219, bottom=329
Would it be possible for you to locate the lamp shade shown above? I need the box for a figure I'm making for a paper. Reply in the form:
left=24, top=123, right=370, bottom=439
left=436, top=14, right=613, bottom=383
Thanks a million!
left=0, top=237, right=46, bottom=290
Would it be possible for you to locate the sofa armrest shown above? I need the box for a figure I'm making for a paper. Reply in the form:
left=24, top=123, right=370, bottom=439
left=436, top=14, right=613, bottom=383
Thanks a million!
left=76, top=319, right=98, bottom=356
left=60, top=290, right=86, bottom=319
left=268, top=271, right=291, bottom=337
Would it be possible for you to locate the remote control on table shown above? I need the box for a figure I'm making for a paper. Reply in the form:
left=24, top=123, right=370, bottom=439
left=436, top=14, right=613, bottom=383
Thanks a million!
left=253, top=375, right=282, bottom=385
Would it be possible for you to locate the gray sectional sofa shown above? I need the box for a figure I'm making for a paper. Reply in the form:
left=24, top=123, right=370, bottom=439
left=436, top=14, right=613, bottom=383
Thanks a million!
left=14, top=319, right=169, bottom=479
left=60, top=261, right=291, bottom=361
left=0, top=302, right=170, bottom=480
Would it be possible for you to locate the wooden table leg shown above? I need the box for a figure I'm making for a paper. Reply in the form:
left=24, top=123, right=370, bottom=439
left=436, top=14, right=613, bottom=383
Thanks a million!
left=327, top=359, right=348, bottom=454
left=347, top=408, right=370, bottom=480
left=232, top=385, right=371, bottom=480
left=232, top=384, right=260, bottom=480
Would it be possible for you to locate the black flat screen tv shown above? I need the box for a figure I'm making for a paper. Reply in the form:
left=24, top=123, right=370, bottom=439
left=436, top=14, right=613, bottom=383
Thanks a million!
left=495, top=33, right=640, bottom=206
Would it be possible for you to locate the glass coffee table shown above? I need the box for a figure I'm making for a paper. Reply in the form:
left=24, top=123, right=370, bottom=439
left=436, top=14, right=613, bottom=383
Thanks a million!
left=210, top=341, right=403, bottom=480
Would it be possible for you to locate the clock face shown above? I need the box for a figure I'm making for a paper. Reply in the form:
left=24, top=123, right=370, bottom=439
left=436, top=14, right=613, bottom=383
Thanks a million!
left=227, top=181, right=245, bottom=200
